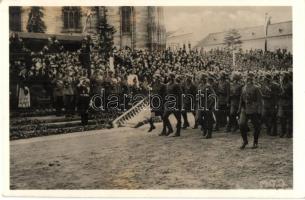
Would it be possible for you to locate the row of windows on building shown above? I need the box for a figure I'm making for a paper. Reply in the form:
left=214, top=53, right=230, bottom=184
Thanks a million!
left=9, top=6, right=135, bottom=34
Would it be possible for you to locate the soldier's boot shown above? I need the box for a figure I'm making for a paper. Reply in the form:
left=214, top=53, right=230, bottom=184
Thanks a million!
left=173, top=126, right=181, bottom=137
left=202, top=129, right=207, bottom=137
left=205, top=129, right=212, bottom=139
left=166, top=124, right=174, bottom=136
left=182, top=122, right=190, bottom=129
left=148, top=118, right=156, bottom=132
left=252, top=142, right=258, bottom=149
left=239, top=125, right=249, bottom=149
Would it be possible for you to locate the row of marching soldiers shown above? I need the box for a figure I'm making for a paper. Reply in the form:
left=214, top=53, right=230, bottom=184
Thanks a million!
left=147, top=69, right=292, bottom=149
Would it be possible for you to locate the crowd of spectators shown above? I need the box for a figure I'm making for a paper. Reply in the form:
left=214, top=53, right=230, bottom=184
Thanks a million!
left=9, top=33, right=293, bottom=114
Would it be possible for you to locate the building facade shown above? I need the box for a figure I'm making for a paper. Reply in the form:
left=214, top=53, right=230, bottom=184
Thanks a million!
left=194, top=21, right=292, bottom=53
left=9, top=6, right=166, bottom=50
left=166, top=31, right=195, bottom=51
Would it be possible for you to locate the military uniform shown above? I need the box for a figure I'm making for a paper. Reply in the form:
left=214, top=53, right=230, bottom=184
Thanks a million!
left=162, top=74, right=182, bottom=137
left=148, top=75, right=166, bottom=133
left=278, top=73, right=292, bottom=138
left=53, top=74, right=64, bottom=116
left=215, top=72, right=230, bottom=130
left=63, top=75, right=75, bottom=117
left=198, top=76, right=216, bottom=139
left=181, top=77, right=197, bottom=129
left=260, top=74, right=279, bottom=136
left=77, top=77, right=91, bottom=126
left=227, top=72, right=243, bottom=132
left=239, top=72, right=262, bottom=149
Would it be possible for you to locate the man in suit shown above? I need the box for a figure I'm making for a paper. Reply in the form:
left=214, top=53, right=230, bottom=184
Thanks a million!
left=238, top=72, right=263, bottom=149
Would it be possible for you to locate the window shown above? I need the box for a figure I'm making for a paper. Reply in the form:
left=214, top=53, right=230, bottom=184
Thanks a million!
left=9, top=7, right=21, bottom=32
left=62, top=7, right=81, bottom=30
left=121, top=7, right=132, bottom=34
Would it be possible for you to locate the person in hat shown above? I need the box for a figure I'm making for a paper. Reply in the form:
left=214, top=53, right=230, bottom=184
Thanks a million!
left=238, top=71, right=263, bottom=149
left=77, top=70, right=91, bottom=126
left=52, top=72, right=64, bottom=116
left=63, top=70, right=75, bottom=118
left=147, top=74, right=167, bottom=133
left=260, top=72, right=280, bottom=136
left=215, top=71, right=230, bottom=131
left=181, top=75, right=197, bottom=129
left=278, top=72, right=292, bottom=138
left=197, top=72, right=216, bottom=139
left=226, top=71, right=243, bottom=133
left=161, top=73, right=182, bottom=137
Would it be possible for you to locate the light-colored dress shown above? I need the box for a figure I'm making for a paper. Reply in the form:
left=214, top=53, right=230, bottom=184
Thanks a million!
left=18, top=86, right=31, bottom=108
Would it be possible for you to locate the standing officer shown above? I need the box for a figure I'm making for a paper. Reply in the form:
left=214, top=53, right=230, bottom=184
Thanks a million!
left=278, top=72, right=293, bottom=138
left=162, top=73, right=182, bottom=137
left=226, top=72, right=243, bottom=133
left=260, top=73, right=279, bottom=136
left=215, top=71, right=230, bottom=131
left=238, top=72, right=263, bottom=149
left=198, top=73, right=217, bottom=139
left=53, top=72, right=64, bottom=116
left=63, top=70, right=75, bottom=118
left=77, top=71, right=91, bottom=126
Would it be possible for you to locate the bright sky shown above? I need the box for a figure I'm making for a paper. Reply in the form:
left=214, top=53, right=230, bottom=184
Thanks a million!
left=164, top=6, right=292, bottom=43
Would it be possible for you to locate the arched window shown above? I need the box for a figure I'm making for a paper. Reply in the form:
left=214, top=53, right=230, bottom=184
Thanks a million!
left=121, top=7, right=132, bottom=34
left=62, top=7, right=81, bottom=30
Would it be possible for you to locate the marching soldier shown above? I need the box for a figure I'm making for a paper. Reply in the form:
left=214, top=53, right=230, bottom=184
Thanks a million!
left=147, top=74, right=166, bottom=133
left=226, top=72, right=243, bottom=133
left=162, top=73, right=182, bottom=137
left=215, top=71, right=230, bottom=131
left=238, top=72, right=263, bottom=149
left=181, top=75, right=197, bottom=129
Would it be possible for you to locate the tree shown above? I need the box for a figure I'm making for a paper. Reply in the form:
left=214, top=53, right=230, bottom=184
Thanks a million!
left=224, top=28, right=242, bottom=50
left=97, top=7, right=116, bottom=59
left=224, top=29, right=242, bottom=66
left=26, top=7, right=46, bottom=33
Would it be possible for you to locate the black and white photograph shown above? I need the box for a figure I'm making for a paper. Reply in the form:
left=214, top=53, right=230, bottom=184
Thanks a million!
left=2, top=0, right=305, bottom=197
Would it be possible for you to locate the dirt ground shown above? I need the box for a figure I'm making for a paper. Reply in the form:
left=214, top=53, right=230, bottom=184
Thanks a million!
left=10, top=119, right=293, bottom=189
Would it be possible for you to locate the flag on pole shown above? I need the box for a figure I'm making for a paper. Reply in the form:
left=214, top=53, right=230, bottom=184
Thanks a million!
left=264, top=13, right=271, bottom=52
left=83, top=8, right=93, bottom=33
left=264, top=13, right=271, bottom=37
